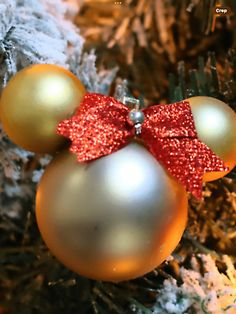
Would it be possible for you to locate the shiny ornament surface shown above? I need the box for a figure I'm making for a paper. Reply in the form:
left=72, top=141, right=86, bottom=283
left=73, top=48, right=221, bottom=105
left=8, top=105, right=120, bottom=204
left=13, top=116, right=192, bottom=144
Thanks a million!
left=188, top=96, right=236, bottom=181
left=0, top=64, right=86, bottom=153
left=36, top=143, right=187, bottom=282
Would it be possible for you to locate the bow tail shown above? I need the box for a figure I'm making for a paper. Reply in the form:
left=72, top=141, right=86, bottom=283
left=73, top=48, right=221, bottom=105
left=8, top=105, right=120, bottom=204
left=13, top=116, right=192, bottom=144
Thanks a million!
left=143, top=136, right=228, bottom=199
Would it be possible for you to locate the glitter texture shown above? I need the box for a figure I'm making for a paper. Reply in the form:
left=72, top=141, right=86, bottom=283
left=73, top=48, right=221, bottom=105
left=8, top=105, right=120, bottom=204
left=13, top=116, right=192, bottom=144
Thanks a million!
left=57, top=93, right=229, bottom=199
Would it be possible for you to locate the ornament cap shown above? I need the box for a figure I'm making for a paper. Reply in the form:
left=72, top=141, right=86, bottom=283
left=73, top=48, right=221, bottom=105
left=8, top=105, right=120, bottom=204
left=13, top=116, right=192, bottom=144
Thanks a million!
left=122, top=96, right=140, bottom=109
left=123, top=96, right=145, bottom=135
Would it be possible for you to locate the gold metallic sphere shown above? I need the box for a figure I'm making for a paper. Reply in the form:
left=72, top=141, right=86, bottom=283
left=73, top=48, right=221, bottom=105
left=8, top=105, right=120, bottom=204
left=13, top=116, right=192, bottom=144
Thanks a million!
left=188, top=96, right=236, bottom=181
left=36, top=143, right=188, bottom=282
left=0, top=64, right=86, bottom=153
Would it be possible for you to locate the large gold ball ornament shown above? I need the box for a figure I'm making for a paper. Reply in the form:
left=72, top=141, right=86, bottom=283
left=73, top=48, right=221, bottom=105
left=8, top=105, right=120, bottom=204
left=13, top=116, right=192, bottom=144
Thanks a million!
left=0, top=64, right=86, bottom=153
left=36, top=143, right=188, bottom=282
left=188, top=96, right=236, bottom=181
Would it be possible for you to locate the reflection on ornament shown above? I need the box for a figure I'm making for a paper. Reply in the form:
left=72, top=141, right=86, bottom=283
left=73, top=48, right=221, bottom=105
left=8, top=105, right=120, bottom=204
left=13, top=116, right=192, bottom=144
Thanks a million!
left=188, top=96, right=236, bottom=181
left=0, top=64, right=86, bottom=153
left=36, top=143, right=188, bottom=282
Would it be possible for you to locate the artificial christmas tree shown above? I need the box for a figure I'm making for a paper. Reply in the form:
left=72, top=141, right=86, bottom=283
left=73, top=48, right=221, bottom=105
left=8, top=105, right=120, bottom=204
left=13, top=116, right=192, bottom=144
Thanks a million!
left=0, top=1, right=236, bottom=313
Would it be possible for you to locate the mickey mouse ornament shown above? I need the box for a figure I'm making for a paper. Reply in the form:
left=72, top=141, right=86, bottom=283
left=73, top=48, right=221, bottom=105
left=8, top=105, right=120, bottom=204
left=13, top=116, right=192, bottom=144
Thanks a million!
left=0, top=65, right=235, bottom=282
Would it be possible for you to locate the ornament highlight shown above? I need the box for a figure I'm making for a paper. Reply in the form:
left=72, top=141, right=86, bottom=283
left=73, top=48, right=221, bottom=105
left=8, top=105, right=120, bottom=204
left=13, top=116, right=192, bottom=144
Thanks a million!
left=36, top=143, right=188, bottom=282
left=0, top=64, right=86, bottom=153
left=188, top=96, right=236, bottom=181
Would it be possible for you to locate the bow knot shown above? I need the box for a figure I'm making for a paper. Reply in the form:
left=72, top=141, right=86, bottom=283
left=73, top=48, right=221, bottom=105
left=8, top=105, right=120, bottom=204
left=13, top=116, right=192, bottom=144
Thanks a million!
left=57, top=93, right=228, bottom=199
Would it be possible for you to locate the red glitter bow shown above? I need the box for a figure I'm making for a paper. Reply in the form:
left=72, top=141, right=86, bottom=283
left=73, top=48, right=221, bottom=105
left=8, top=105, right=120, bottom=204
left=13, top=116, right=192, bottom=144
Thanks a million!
left=57, top=93, right=228, bottom=199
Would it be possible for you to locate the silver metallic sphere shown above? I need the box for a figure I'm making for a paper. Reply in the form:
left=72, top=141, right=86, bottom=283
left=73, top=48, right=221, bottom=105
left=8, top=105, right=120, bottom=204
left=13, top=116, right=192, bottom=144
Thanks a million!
left=36, top=142, right=187, bottom=282
left=128, top=110, right=145, bottom=125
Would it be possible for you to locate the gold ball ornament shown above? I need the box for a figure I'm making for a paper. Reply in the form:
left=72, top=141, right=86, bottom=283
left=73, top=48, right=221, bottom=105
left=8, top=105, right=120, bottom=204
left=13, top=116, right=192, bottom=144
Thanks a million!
left=36, top=143, right=188, bottom=282
left=188, top=96, right=236, bottom=181
left=0, top=64, right=86, bottom=153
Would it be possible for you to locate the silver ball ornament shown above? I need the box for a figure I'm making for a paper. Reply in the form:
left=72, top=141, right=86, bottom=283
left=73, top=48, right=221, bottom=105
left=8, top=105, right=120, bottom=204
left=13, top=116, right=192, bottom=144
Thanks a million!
left=36, top=143, right=188, bottom=282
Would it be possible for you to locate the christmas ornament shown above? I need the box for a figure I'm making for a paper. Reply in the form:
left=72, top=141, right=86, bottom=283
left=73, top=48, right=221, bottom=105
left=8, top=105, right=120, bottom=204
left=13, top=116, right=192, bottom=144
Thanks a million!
left=36, top=143, right=188, bottom=282
left=0, top=64, right=86, bottom=153
left=188, top=96, right=236, bottom=181
left=35, top=92, right=232, bottom=282
left=57, top=93, right=229, bottom=199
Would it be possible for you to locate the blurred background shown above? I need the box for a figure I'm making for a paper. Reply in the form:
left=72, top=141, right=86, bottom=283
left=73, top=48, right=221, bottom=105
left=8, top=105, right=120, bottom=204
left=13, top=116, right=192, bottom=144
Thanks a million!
left=76, top=0, right=236, bottom=103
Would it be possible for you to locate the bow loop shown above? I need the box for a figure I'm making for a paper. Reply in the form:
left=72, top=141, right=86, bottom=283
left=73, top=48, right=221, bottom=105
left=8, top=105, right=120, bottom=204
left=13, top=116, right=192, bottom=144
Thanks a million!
left=142, top=102, right=196, bottom=138
left=57, top=93, right=133, bottom=162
